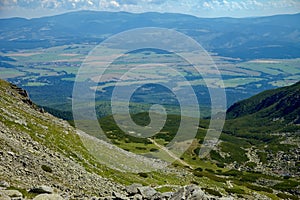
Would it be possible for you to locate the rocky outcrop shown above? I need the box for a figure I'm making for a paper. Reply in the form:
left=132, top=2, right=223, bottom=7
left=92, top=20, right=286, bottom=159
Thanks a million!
left=98, top=184, right=232, bottom=200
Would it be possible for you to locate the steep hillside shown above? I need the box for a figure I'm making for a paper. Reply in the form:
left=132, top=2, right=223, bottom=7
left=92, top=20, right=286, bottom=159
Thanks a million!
left=1, top=79, right=300, bottom=199
left=0, top=79, right=236, bottom=199
left=0, top=79, right=127, bottom=199
left=225, top=81, right=300, bottom=133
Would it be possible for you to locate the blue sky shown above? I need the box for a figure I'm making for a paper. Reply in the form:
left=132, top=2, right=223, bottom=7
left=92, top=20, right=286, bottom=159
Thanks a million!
left=0, top=0, right=299, bottom=18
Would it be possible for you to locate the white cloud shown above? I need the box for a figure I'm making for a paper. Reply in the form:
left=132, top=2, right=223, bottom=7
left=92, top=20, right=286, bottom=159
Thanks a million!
left=110, top=0, right=120, bottom=7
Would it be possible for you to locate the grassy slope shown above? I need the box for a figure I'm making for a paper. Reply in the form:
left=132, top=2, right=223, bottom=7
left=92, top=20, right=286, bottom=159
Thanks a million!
left=226, top=81, right=300, bottom=134
left=1, top=78, right=299, bottom=199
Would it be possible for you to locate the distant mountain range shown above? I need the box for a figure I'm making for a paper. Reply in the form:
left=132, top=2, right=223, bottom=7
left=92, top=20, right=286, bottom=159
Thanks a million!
left=1, top=11, right=300, bottom=59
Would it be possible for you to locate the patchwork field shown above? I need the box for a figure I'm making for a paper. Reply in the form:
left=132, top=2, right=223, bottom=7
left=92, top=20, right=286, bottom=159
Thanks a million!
left=0, top=44, right=299, bottom=111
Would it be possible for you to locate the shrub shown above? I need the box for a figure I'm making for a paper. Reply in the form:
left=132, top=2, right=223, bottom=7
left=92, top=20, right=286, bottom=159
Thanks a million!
left=222, top=169, right=242, bottom=177
left=204, top=188, right=222, bottom=197
left=245, top=162, right=257, bottom=169
left=150, top=148, right=158, bottom=152
left=205, top=168, right=214, bottom=173
left=193, top=171, right=203, bottom=177
left=225, top=187, right=245, bottom=194
left=246, top=184, right=272, bottom=193
left=41, top=165, right=52, bottom=173
left=216, top=162, right=225, bottom=168
left=272, top=180, right=299, bottom=191
left=190, top=181, right=199, bottom=185
left=135, top=146, right=147, bottom=150
left=138, top=172, right=148, bottom=178
left=195, top=167, right=203, bottom=172
left=277, top=193, right=298, bottom=200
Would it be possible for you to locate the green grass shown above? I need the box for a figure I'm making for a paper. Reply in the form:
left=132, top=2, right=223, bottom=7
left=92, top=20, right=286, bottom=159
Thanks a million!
left=1, top=78, right=299, bottom=199
left=0, top=68, right=26, bottom=79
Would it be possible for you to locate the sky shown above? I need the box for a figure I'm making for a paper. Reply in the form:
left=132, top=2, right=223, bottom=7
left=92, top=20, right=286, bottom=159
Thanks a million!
left=0, top=0, right=299, bottom=19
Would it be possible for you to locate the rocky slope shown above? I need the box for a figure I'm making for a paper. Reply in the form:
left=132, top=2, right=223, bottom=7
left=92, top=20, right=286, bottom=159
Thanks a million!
left=0, top=79, right=128, bottom=199
left=0, top=79, right=233, bottom=199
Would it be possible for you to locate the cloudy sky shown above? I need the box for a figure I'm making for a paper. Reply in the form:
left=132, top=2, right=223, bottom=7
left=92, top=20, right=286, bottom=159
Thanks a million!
left=0, top=0, right=299, bottom=18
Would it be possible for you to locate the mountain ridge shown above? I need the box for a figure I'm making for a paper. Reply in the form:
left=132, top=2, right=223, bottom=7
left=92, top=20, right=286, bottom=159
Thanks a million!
left=1, top=11, right=299, bottom=59
left=227, top=81, right=300, bottom=123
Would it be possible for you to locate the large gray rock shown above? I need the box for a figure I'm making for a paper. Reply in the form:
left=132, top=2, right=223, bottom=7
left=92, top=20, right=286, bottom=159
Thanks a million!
left=33, top=194, right=64, bottom=200
left=0, top=180, right=10, bottom=188
left=29, top=186, right=53, bottom=194
left=137, top=186, right=157, bottom=199
left=112, top=191, right=128, bottom=199
left=150, top=192, right=163, bottom=200
left=0, top=192, right=10, bottom=200
left=169, top=187, right=184, bottom=200
left=185, top=185, right=206, bottom=200
left=170, top=185, right=214, bottom=200
left=125, top=183, right=143, bottom=196
left=1, top=190, right=23, bottom=198
left=161, top=192, right=173, bottom=199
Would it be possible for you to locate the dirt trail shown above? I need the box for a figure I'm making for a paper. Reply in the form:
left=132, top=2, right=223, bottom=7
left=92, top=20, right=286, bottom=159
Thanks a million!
left=148, top=138, right=193, bottom=169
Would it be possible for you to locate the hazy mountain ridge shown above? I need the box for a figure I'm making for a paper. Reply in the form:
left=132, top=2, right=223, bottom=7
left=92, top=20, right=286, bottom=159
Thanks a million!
left=1, top=11, right=300, bottom=59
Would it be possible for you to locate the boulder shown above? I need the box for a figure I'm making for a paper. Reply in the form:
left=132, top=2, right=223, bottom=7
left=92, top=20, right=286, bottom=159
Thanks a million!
left=29, top=186, right=53, bottom=194
left=33, top=194, right=64, bottom=200
left=161, top=192, right=173, bottom=199
left=169, top=187, right=184, bottom=200
left=125, top=183, right=143, bottom=196
left=0, top=180, right=9, bottom=188
left=1, top=190, right=23, bottom=198
left=0, top=192, right=10, bottom=200
left=170, top=185, right=214, bottom=200
left=137, top=186, right=157, bottom=199
left=112, top=191, right=127, bottom=199
left=185, top=185, right=206, bottom=200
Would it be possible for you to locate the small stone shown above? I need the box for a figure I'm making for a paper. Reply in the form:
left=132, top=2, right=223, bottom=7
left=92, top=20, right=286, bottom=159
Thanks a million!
left=1, top=190, right=23, bottom=198
left=98, top=197, right=114, bottom=200
left=7, top=151, right=15, bottom=156
left=33, top=194, right=64, bottom=200
left=30, top=186, right=53, bottom=194
left=131, top=194, right=143, bottom=200
left=0, top=181, right=10, bottom=188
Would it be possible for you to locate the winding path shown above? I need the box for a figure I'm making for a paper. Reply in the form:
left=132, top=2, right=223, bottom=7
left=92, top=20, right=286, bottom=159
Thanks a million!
left=148, top=138, right=193, bottom=169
